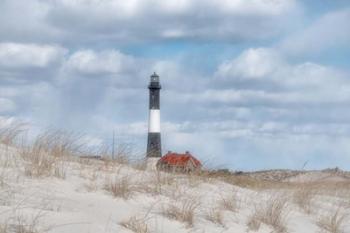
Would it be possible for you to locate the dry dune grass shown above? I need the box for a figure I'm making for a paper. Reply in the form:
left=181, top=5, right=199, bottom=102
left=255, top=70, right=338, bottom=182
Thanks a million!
left=161, top=198, right=200, bottom=227
left=293, top=185, right=316, bottom=214
left=120, top=216, right=149, bottom=233
left=247, top=195, right=289, bottom=233
left=131, top=159, right=148, bottom=171
left=205, top=170, right=350, bottom=193
left=201, top=170, right=293, bottom=190
left=135, top=170, right=177, bottom=196
left=316, top=209, right=348, bottom=233
left=2, top=121, right=350, bottom=233
left=21, top=148, right=57, bottom=178
left=20, top=130, right=82, bottom=178
left=150, top=170, right=175, bottom=194
left=100, top=153, right=129, bottom=168
left=204, top=206, right=224, bottom=227
left=83, top=170, right=99, bottom=192
left=104, top=175, right=134, bottom=199
left=0, top=210, right=47, bottom=233
left=0, top=122, right=26, bottom=146
left=219, top=190, right=240, bottom=212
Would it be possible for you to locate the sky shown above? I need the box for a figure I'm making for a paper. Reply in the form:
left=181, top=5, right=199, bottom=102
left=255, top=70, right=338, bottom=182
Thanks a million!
left=1, top=0, right=350, bottom=171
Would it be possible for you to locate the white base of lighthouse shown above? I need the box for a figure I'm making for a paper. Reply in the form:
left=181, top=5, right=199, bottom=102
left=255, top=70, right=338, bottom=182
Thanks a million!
left=146, top=157, right=159, bottom=171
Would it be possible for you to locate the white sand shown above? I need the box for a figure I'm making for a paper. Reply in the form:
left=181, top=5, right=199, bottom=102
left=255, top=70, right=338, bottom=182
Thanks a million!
left=0, top=144, right=349, bottom=233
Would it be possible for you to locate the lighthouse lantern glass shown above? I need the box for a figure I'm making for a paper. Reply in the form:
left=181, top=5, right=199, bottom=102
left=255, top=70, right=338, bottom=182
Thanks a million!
left=151, top=74, right=159, bottom=82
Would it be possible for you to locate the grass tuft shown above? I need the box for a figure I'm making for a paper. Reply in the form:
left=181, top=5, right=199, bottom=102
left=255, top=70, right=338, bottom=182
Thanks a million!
left=120, top=216, right=148, bottom=233
left=161, top=198, right=199, bottom=227
left=293, top=186, right=316, bottom=214
left=317, top=209, right=348, bottom=233
left=104, top=176, right=133, bottom=199
left=205, top=207, right=224, bottom=227
left=219, top=191, right=239, bottom=212
left=247, top=195, right=289, bottom=233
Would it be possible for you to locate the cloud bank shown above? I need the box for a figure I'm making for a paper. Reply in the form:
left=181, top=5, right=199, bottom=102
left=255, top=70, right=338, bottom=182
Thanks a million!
left=0, top=0, right=299, bottom=44
left=0, top=0, right=350, bottom=170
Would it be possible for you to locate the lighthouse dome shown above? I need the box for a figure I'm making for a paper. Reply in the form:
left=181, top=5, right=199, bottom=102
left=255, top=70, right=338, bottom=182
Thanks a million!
left=151, top=72, right=159, bottom=82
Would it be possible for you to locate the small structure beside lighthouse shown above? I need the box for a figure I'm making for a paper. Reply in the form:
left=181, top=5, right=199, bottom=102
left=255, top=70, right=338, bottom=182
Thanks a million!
left=147, top=72, right=162, bottom=160
left=145, top=72, right=202, bottom=171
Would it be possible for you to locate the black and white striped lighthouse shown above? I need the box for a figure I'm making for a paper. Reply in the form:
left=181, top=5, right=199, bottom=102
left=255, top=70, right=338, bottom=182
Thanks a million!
left=147, top=72, right=162, bottom=158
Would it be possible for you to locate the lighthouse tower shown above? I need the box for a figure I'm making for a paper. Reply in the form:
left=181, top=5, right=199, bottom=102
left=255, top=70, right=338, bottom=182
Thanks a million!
left=147, top=72, right=162, bottom=159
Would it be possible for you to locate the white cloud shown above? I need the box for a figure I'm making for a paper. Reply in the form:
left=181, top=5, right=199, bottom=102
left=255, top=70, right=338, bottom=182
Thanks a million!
left=64, top=50, right=136, bottom=76
left=165, top=47, right=350, bottom=142
left=0, top=98, right=16, bottom=113
left=153, top=60, right=195, bottom=89
left=215, top=47, right=349, bottom=92
left=0, top=0, right=60, bottom=43
left=40, top=0, right=298, bottom=43
left=53, top=0, right=296, bottom=16
left=161, top=118, right=350, bottom=142
left=0, top=87, right=20, bottom=98
left=0, top=1, right=349, bottom=170
left=216, top=48, right=283, bottom=79
left=0, top=43, right=66, bottom=69
left=280, top=7, right=350, bottom=55
left=0, top=116, right=19, bottom=127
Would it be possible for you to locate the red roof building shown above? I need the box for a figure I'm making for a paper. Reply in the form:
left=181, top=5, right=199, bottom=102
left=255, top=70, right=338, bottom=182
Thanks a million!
left=156, top=151, right=202, bottom=172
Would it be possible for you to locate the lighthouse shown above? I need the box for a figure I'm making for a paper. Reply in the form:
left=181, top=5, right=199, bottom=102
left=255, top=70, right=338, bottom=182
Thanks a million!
left=147, top=72, right=162, bottom=158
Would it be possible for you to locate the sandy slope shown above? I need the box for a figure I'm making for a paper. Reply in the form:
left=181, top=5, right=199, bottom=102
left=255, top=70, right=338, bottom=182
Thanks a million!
left=0, top=144, right=349, bottom=233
